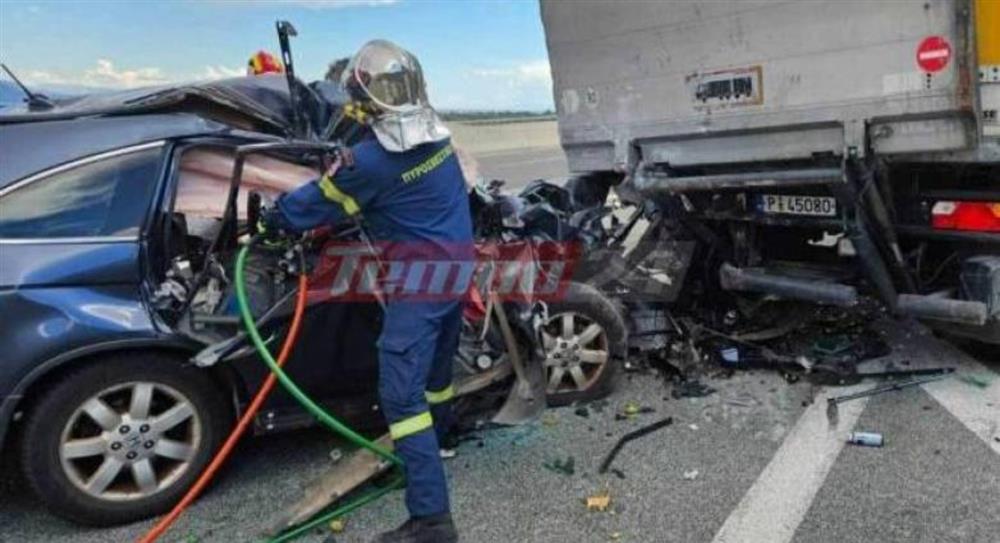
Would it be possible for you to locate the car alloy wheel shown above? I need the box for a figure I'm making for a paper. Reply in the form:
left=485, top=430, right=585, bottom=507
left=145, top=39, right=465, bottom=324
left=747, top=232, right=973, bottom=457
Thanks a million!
left=541, top=311, right=610, bottom=394
left=59, top=381, right=202, bottom=501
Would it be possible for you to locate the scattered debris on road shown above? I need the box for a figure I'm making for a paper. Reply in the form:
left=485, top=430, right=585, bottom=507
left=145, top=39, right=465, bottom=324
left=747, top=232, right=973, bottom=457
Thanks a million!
left=670, top=379, right=716, bottom=399
left=847, top=432, right=885, bottom=447
left=543, top=456, right=576, bottom=476
left=639, top=300, right=930, bottom=395
left=328, top=518, right=346, bottom=533
left=958, top=374, right=993, bottom=389
left=808, top=366, right=954, bottom=386
left=724, top=392, right=759, bottom=408
left=585, top=489, right=612, bottom=512
left=616, top=400, right=655, bottom=420
left=826, top=374, right=951, bottom=425
left=599, top=417, right=673, bottom=474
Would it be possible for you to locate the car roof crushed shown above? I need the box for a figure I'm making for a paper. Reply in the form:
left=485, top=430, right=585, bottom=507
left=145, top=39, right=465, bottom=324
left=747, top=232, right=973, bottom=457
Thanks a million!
left=0, top=75, right=345, bottom=140
left=0, top=77, right=350, bottom=189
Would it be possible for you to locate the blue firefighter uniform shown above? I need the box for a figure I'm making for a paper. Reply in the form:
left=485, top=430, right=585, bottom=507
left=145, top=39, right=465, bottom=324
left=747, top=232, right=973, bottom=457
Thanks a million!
left=270, top=136, right=471, bottom=519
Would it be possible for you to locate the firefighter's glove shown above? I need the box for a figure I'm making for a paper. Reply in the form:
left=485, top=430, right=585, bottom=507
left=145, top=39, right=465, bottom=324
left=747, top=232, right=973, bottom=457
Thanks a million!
left=256, top=208, right=292, bottom=249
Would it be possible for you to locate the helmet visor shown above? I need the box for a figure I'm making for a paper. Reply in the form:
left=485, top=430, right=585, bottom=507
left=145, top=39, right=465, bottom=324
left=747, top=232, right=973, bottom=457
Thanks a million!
left=343, top=40, right=428, bottom=111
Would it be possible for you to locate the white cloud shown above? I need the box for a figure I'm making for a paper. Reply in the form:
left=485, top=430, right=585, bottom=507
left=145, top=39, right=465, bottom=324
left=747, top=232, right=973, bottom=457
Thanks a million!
left=85, top=59, right=168, bottom=88
left=471, top=60, right=552, bottom=89
left=22, top=60, right=167, bottom=88
left=21, top=60, right=250, bottom=90
left=21, top=70, right=70, bottom=87
left=450, top=60, right=555, bottom=110
left=201, top=65, right=245, bottom=80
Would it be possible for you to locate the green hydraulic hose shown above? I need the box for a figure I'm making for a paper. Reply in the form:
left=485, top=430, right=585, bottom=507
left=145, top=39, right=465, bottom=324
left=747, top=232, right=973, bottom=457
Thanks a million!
left=234, top=241, right=404, bottom=542
left=268, top=481, right=402, bottom=543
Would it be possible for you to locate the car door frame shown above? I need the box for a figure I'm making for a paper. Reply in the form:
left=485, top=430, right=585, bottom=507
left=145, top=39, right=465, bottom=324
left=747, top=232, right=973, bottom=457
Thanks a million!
left=0, top=139, right=188, bottom=448
left=147, top=138, right=384, bottom=434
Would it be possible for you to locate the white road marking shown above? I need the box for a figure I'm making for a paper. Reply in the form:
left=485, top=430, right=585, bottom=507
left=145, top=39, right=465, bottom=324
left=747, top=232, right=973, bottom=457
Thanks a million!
left=711, top=385, right=870, bottom=543
left=902, top=328, right=1000, bottom=456
left=923, top=376, right=1000, bottom=455
left=713, top=322, right=1000, bottom=543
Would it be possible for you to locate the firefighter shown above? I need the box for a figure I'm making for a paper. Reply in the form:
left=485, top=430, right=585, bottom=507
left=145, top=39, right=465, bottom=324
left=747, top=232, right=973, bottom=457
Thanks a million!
left=261, top=40, right=466, bottom=543
left=247, top=50, right=285, bottom=76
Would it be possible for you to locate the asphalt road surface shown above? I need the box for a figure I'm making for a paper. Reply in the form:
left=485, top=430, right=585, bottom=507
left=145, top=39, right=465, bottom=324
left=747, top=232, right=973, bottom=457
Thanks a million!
left=2, top=320, right=996, bottom=543
left=473, top=146, right=571, bottom=189
left=2, top=148, right=998, bottom=543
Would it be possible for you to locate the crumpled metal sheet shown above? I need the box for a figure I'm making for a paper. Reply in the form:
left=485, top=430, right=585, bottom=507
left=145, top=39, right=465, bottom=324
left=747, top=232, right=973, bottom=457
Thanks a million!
left=174, top=143, right=481, bottom=221
left=175, top=148, right=317, bottom=219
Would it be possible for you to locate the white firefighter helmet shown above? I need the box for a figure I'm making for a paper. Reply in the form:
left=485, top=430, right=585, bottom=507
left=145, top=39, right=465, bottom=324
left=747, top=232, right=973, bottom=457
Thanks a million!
left=342, top=39, right=450, bottom=152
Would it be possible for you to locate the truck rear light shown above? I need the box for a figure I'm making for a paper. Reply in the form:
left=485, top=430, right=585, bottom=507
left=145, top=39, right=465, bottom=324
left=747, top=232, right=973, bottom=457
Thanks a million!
left=931, top=201, right=1000, bottom=232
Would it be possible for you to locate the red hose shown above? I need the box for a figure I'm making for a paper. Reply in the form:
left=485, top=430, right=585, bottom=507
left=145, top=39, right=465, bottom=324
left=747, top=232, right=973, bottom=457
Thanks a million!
left=139, top=273, right=309, bottom=543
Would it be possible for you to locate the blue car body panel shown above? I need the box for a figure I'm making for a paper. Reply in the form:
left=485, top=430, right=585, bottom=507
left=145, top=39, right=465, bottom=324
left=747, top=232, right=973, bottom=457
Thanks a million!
left=0, top=240, right=167, bottom=443
left=0, top=109, right=382, bottom=449
left=1, top=240, right=141, bottom=287
left=0, top=115, right=201, bottom=445
left=0, top=113, right=230, bottom=189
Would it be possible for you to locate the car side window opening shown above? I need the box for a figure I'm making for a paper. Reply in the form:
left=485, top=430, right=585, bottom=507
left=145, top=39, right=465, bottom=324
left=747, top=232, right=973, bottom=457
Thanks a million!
left=0, top=147, right=163, bottom=239
left=174, top=147, right=315, bottom=221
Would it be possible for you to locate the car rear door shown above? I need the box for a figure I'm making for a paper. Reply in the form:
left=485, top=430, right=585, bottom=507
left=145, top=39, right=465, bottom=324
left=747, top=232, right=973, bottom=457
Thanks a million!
left=0, top=141, right=170, bottom=399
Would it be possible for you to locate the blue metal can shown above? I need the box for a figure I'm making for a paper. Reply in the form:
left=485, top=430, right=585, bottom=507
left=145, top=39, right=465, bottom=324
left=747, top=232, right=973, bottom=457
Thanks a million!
left=847, top=432, right=884, bottom=447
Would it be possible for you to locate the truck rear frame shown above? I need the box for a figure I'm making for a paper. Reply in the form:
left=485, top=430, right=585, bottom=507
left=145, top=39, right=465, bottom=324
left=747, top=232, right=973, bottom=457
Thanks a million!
left=542, top=0, right=1000, bottom=341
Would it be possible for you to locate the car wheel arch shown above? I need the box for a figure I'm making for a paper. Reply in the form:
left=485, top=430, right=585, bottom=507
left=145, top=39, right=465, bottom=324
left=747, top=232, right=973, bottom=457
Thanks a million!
left=1, top=340, right=243, bottom=451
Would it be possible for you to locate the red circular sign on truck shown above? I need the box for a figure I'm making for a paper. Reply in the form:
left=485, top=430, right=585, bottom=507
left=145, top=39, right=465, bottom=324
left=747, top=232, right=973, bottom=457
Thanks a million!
left=916, top=36, right=951, bottom=73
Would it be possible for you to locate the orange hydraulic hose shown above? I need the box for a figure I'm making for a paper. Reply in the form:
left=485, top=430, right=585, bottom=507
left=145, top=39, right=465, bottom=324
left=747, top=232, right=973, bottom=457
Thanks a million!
left=138, top=272, right=309, bottom=543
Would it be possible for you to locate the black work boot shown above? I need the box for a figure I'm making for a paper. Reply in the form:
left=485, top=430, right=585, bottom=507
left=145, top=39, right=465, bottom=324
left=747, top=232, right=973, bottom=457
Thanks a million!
left=439, top=432, right=460, bottom=459
left=373, top=513, right=458, bottom=543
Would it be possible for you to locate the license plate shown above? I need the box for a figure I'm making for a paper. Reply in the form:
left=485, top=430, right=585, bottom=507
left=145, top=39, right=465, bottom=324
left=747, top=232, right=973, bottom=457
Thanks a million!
left=758, top=194, right=837, bottom=217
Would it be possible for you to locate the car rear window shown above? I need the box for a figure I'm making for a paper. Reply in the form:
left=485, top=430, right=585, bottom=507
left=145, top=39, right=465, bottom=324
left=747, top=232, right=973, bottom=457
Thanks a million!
left=0, top=147, right=162, bottom=239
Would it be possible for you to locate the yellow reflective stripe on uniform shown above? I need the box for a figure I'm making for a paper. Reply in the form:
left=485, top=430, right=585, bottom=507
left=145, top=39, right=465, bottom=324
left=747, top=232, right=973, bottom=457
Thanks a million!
left=425, top=384, right=455, bottom=405
left=317, top=174, right=361, bottom=216
left=389, top=411, right=433, bottom=440
left=401, top=144, right=454, bottom=184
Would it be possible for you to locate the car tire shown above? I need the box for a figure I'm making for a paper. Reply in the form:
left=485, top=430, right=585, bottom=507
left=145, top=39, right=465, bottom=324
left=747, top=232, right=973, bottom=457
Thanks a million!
left=18, top=352, right=230, bottom=526
left=541, top=281, right=627, bottom=406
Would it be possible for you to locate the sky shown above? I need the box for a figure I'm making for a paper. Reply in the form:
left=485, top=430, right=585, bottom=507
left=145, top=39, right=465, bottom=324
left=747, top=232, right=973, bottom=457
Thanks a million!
left=0, top=0, right=554, bottom=111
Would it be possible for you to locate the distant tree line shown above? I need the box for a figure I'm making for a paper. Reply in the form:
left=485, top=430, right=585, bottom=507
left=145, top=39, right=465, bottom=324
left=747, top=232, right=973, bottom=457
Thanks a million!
left=321, top=59, right=555, bottom=122
left=439, top=110, right=556, bottom=121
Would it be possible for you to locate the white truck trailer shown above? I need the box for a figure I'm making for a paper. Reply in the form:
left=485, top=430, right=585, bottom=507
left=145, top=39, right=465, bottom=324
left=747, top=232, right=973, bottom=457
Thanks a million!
left=542, top=0, right=1000, bottom=342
